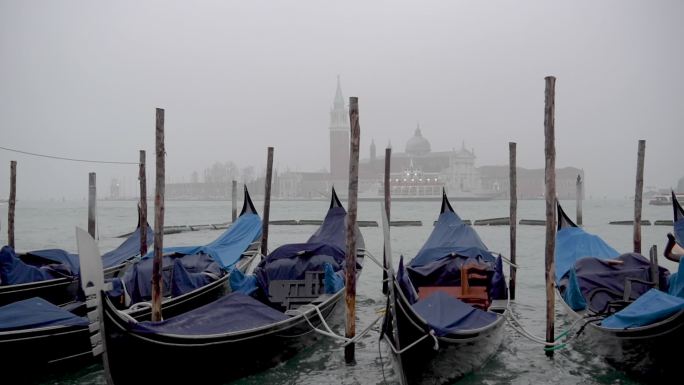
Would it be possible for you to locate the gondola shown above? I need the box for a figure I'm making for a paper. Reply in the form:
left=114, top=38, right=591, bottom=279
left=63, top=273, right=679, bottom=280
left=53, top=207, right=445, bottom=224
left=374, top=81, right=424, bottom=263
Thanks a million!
left=555, top=202, right=684, bottom=381
left=0, top=187, right=261, bottom=380
left=96, top=188, right=364, bottom=384
left=0, top=218, right=154, bottom=307
left=381, top=191, right=508, bottom=385
left=105, top=185, right=263, bottom=320
left=664, top=191, right=684, bottom=263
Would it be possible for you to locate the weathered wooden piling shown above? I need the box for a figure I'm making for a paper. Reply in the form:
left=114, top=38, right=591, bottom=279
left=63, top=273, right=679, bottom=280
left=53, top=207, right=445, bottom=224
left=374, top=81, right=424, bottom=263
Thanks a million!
left=261, top=147, right=274, bottom=256
left=8, top=161, right=16, bottom=249
left=382, top=147, right=392, bottom=295
left=88, top=172, right=96, bottom=238
left=543, top=76, right=557, bottom=355
left=509, top=142, right=517, bottom=300
left=345, top=96, right=360, bottom=364
left=232, top=180, right=237, bottom=222
left=634, top=140, right=645, bottom=254
left=576, top=175, right=583, bottom=226
left=151, top=108, right=165, bottom=322
left=649, top=245, right=659, bottom=288
left=139, top=150, right=148, bottom=257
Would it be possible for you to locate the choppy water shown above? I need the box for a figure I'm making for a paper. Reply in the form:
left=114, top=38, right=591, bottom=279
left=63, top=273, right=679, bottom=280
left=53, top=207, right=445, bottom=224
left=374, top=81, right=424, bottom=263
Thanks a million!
left=1, top=198, right=677, bottom=385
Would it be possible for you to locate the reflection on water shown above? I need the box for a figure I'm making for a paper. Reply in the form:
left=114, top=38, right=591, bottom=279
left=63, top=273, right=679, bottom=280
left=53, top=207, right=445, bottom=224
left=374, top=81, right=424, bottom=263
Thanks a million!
left=1, top=198, right=672, bottom=385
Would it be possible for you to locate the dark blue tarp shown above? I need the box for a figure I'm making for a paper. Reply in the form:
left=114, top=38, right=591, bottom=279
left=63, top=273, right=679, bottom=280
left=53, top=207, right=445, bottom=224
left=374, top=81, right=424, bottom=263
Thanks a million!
left=140, top=213, right=262, bottom=270
left=558, top=253, right=670, bottom=312
left=22, top=249, right=79, bottom=274
left=101, top=223, right=154, bottom=269
left=132, top=292, right=288, bottom=335
left=0, top=246, right=74, bottom=286
left=229, top=269, right=258, bottom=295
left=0, top=297, right=88, bottom=332
left=601, top=289, right=684, bottom=329
left=411, top=291, right=498, bottom=336
left=410, top=210, right=491, bottom=268
left=555, top=227, right=620, bottom=285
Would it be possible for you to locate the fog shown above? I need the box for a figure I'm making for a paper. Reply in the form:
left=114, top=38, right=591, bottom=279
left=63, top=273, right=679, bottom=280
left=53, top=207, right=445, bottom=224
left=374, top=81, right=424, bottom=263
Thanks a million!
left=1, top=0, right=682, bottom=200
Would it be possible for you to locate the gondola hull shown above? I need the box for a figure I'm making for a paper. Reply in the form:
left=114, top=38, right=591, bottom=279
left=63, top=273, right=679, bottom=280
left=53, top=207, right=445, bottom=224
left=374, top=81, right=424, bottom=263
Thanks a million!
left=558, top=292, right=684, bottom=381
left=389, top=283, right=505, bottom=385
left=0, top=277, right=78, bottom=307
left=102, top=287, right=345, bottom=384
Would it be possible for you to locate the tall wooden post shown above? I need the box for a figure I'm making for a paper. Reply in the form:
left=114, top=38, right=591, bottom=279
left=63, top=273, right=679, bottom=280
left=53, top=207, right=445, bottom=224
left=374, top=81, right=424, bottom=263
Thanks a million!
left=634, top=140, right=645, bottom=254
left=8, top=161, right=16, bottom=249
left=509, top=142, right=517, bottom=300
left=231, top=180, right=238, bottom=222
left=543, top=76, right=557, bottom=355
left=151, top=108, right=165, bottom=322
left=382, top=147, right=392, bottom=295
left=88, top=172, right=96, bottom=238
left=139, top=150, right=148, bottom=257
left=576, top=175, right=583, bottom=226
left=261, top=147, right=274, bottom=256
left=345, top=96, right=361, bottom=364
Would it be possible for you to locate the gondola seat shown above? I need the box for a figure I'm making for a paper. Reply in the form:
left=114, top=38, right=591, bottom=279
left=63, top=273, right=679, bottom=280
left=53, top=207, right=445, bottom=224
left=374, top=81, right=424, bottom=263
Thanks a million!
left=268, top=270, right=324, bottom=310
left=416, top=264, right=491, bottom=310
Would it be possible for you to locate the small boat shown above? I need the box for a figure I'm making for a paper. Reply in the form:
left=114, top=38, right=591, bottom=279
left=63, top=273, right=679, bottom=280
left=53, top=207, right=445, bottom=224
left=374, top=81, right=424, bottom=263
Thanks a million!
left=106, top=185, right=262, bottom=320
left=664, top=191, right=684, bottom=262
left=555, top=202, right=684, bottom=381
left=0, top=188, right=261, bottom=380
left=0, top=219, right=154, bottom=307
left=96, top=188, right=364, bottom=384
left=381, top=191, right=508, bottom=385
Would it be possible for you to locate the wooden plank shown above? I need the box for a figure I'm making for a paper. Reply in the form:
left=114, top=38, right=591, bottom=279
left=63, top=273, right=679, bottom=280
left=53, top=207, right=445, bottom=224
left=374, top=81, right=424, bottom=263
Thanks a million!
left=8, top=161, right=16, bottom=248
left=634, top=140, right=646, bottom=253
left=261, top=147, right=274, bottom=256
left=88, top=172, right=96, bottom=238
left=509, top=142, right=517, bottom=300
left=139, top=150, right=148, bottom=257
left=345, top=96, right=360, bottom=363
left=151, top=108, right=165, bottom=322
left=544, top=76, right=557, bottom=355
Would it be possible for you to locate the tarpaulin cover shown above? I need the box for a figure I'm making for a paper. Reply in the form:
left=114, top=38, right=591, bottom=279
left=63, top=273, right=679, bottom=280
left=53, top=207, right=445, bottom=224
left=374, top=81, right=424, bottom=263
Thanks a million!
left=0, top=297, right=88, bottom=332
left=112, top=252, right=222, bottom=305
left=411, top=291, right=498, bottom=336
left=668, top=258, right=684, bottom=298
left=558, top=253, right=670, bottom=312
left=601, top=288, right=684, bottom=329
left=323, top=262, right=344, bottom=294
left=132, top=292, right=288, bottom=335
left=229, top=269, right=258, bottom=295
left=0, top=246, right=74, bottom=285
left=141, top=213, right=261, bottom=270
left=170, top=258, right=214, bottom=298
left=22, top=249, right=79, bottom=274
left=101, top=223, right=154, bottom=269
left=555, top=227, right=620, bottom=284
left=409, top=211, right=492, bottom=268
left=307, top=206, right=365, bottom=251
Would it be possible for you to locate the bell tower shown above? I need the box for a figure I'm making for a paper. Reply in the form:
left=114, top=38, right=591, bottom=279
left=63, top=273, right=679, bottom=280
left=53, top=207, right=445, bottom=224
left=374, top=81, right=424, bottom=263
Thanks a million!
left=329, top=76, right=349, bottom=182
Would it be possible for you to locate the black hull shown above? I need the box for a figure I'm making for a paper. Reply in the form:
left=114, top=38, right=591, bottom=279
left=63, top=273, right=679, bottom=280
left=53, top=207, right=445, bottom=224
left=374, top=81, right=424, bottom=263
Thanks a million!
left=558, top=291, right=684, bottom=382
left=0, top=323, right=93, bottom=383
left=388, top=283, right=505, bottom=385
left=102, top=288, right=345, bottom=384
left=0, top=277, right=79, bottom=307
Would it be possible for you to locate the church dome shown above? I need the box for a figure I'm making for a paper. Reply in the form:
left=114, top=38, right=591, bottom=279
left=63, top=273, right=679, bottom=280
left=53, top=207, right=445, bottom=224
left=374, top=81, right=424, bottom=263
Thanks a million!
left=405, top=126, right=431, bottom=156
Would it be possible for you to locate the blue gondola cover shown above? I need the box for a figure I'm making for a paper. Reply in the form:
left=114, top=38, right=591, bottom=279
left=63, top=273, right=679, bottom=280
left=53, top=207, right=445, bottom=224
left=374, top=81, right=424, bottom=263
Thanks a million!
left=132, top=292, right=288, bottom=335
left=0, top=297, right=88, bottom=331
left=601, top=288, right=684, bottom=329
left=0, top=246, right=74, bottom=285
left=555, top=226, right=619, bottom=284
left=101, top=223, right=154, bottom=269
left=411, top=291, right=498, bottom=336
left=668, top=259, right=684, bottom=298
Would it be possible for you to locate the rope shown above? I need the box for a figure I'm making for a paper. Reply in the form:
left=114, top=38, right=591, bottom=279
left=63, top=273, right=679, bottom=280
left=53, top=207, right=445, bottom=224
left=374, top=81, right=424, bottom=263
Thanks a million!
left=360, top=249, right=390, bottom=273
left=0, top=145, right=139, bottom=165
left=383, top=330, right=440, bottom=355
left=295, top=302, right=383, bottom=346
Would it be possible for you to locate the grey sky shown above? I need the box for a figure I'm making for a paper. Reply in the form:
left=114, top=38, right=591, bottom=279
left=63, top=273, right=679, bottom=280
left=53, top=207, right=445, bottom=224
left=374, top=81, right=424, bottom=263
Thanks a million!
left=1, top=0, right=682, bottom=200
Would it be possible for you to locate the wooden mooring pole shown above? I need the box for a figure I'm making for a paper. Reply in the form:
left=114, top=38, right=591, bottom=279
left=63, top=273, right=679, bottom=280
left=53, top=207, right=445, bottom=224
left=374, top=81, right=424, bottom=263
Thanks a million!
left=544, top=76, right=557, bottom=356
left=634, top=140, right=645, bottom=254
left=576, top=175, right=583, bottom=226
left=8, top=161, right=16, bottom=249
left=88, top=172, right=96, bottom=238
left=261, top=147, right=274, bottom=256
left=151, top=108, right=165, bottom=322
left=345, top=96, right=361, bottom=364
left=139, top=150, right=148, bottom=257
left=232, top=180, right=238, bottom=222
left=382, top=147, right=392, bottom=295
left=509, top=142, right=517, bottom=300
